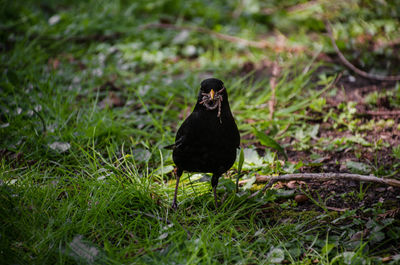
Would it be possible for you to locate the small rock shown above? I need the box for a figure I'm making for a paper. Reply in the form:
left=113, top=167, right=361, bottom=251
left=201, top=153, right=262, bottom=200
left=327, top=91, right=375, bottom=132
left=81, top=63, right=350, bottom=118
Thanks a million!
left=295, top=194, right=308, bottom=203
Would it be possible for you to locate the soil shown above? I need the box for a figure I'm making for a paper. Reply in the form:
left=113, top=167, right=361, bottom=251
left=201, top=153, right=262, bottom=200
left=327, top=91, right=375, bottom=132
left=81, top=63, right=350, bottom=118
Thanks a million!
left=238, top=58, right=400, bottom=214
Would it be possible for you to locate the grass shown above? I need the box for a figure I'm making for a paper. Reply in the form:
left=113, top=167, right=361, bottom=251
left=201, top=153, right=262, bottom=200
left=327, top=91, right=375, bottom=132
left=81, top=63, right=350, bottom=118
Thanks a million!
left=1, top=0, right=400, bottom=264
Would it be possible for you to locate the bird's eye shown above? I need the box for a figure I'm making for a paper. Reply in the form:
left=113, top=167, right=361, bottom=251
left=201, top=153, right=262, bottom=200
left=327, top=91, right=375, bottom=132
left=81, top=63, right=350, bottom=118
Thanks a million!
left=201, top=87, right=211, bottom=93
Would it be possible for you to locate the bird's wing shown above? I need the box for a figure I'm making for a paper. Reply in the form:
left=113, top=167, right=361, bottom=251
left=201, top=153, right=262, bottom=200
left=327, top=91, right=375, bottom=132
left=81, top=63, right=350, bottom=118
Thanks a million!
left=174, top=112, right=204, bottom=152
left=234, top=123, right=241, bottom=148
left=174, top=116, right=193, bottom=149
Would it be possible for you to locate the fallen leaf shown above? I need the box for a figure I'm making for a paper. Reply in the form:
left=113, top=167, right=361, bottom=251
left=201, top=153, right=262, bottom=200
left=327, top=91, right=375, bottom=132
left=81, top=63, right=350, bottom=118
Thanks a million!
left=286, top=180, right=301, bottom=189
left=243, top=148, right=263, bottom=167
left=382, top=256, right=392, bottom=263
left=378, top=208, right=400, bottom=218
left=345, top=160, right=372, bottom=174
left=266, top=247, right=284, bottom=264
left=243, top=176, right=256, bottom=190
left=172, top=30, right=190, bottom=44
left=49, top=142, right=70, bottom=153
left=99, top=92, right=124, bottom=109
left=158, top=232, right=168, bottom=240
left=48, top=15, right=61, bottom=25
left=350, top=229, right=369, bottom=241
left=274, top=181, right=285, bottom=189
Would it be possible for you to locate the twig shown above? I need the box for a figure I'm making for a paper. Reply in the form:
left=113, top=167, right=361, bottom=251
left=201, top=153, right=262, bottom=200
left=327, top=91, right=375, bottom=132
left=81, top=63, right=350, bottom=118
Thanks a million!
left=326, top=206, right=350, bottom=212
left=325, top=21, right=400, bottom=81
left=361, top=110, right=400, bottom=116
left=268, top=62, right=280, bottom=120
left=249, top=173, right=400, bottom=198
left=32, top=108, right=46, bottom=135
left=141, top=23, right=304, bottom=52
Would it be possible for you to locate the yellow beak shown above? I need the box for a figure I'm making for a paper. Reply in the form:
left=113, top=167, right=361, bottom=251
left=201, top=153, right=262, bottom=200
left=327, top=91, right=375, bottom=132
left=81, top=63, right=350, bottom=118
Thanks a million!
left=209, top=89, right=215, bottom=100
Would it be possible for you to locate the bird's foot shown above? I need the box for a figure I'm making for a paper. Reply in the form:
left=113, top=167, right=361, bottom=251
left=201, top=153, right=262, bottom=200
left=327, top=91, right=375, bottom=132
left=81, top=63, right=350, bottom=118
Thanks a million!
left=171, top=201, right=178, bottom=210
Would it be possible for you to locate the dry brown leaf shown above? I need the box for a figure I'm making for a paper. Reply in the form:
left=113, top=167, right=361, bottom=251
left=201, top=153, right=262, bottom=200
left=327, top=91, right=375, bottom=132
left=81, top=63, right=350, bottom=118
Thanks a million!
left=382, top=256, right=392, bottom=263
left=99, top=92, right=124, bottom=109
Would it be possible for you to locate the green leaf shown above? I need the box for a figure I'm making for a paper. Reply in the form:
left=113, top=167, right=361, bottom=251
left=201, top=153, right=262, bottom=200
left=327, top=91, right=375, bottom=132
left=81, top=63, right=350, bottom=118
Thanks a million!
left=322, top=243, right=335, bottom=255
left=370, top=231, right=385, bottom=244
left=342, top=252, right=356, bottom=265
left=218, top=178, right=236, bottom=193
left=243, top=148, right=263, bottom=166
left=242, top=176, right=256, bottom=191
left=253, top=128, right=288, bottom=160
left=236, top=148, right=245, bottom=193
left=154, top=165, right=174, bottom=175
left=346, top=161, right=372, bottom=174
left=238, top=148, right=244, bottom=174
left=275, top=189, right=295, bottom=199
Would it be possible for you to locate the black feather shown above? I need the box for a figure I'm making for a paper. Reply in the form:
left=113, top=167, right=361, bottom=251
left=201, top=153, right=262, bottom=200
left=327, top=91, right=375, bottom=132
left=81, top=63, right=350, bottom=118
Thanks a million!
left=170, top=78, right=240, bottom=209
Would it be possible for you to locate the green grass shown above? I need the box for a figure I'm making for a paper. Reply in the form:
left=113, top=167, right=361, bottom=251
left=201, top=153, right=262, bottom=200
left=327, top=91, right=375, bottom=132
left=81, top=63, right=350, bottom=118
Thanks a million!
left=1, top=0, right=400, bottom=264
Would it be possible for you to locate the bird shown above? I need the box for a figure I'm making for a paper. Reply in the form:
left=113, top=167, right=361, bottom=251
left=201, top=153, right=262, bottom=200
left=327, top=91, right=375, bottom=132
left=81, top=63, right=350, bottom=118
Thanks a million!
left=167, top=78, right=240, bottom=209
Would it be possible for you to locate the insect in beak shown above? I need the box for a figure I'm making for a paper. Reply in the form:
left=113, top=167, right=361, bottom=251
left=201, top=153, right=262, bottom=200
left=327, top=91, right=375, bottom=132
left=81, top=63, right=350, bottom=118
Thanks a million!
left=209, top=89, right=215, bottom=100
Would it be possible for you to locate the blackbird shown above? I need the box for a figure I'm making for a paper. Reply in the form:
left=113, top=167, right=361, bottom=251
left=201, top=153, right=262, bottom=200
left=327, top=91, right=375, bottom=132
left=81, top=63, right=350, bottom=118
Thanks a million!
left=168, top=78, right=240, bottom=209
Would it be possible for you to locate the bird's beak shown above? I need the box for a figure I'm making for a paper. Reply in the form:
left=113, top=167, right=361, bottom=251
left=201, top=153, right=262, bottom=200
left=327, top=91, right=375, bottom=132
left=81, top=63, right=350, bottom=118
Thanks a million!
left=209, top=89, right=215, bottom=100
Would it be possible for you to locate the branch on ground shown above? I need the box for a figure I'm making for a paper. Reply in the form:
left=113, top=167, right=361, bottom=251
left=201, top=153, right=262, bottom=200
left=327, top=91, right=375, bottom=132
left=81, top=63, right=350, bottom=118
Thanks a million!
left=142, top=23, right=304, bottom=52
left=248, top=173, right=400, bottom=198
left=359, top=110, right=400, bottom=116
left=325, top=21, right=400, bottom=81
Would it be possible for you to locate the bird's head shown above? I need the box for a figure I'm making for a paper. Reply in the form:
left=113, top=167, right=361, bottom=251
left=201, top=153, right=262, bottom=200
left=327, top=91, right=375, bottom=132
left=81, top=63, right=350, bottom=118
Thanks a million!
left=197, top=78, right=228, bottom=118
left=200, top=78, right=224, bottom=95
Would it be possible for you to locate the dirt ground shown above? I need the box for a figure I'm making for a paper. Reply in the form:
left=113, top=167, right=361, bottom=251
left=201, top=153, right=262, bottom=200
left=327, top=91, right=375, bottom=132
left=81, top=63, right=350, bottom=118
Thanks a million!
left=239, top=58, right=400, bottom=215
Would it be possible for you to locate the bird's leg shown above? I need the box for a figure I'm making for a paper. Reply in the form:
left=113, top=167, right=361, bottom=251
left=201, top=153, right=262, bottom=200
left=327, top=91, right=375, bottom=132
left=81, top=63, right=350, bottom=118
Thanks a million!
left=172, top=168, right=182, bottom=209
left=211, top=174, right=220, bottom=209
left=213, top=186, right=219, bottom=209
